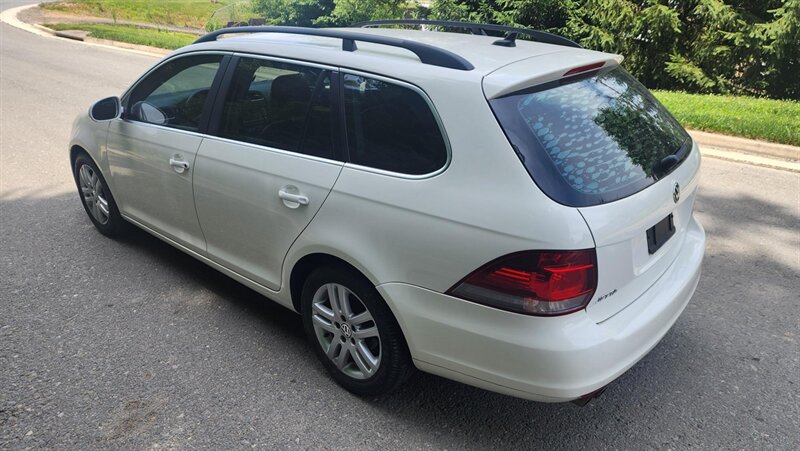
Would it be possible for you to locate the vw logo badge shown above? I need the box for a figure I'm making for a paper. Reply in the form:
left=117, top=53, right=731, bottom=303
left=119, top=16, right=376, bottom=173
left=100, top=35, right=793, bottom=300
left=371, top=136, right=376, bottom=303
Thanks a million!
left=341, top=323, right=353, bottom=338
left=672, top=181, right=681, bottom=204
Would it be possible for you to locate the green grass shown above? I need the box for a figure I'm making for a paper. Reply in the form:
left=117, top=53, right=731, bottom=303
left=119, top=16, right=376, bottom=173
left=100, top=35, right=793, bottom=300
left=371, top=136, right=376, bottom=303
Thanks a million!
left=41, top=0, right=238, bottom=29
left=653, top=90, right=800, bottom=147
left=46, top=23, right=197, bottom=49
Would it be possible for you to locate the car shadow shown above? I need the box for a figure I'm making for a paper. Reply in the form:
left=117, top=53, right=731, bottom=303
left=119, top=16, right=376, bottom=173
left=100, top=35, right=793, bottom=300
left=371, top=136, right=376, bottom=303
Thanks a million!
left=1, top=172, right=797, bottom=448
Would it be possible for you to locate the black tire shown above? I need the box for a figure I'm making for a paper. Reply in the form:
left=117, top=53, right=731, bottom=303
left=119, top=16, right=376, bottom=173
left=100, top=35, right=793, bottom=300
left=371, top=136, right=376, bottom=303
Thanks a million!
left=301, top=266, right=413, bottom=396
left=72, top=153, right=127, bottom=237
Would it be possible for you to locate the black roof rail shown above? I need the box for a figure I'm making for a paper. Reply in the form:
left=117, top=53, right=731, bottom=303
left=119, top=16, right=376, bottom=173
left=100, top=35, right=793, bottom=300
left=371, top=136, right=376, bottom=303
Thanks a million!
left=193, top=25, right=475, bottom=71
left=354, top=19, right=582, bottom=49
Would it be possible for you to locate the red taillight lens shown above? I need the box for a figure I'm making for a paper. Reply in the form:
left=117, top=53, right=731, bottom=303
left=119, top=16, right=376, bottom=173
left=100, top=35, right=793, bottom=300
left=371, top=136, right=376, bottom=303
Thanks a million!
left=446, top=250, right=597, bottom=316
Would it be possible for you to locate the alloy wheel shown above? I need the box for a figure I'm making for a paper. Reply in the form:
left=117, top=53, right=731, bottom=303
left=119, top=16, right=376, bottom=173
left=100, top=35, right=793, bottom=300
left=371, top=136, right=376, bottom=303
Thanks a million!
left=78, top=164, right=110, bottom=225
left=310, top=283, right=381, bottom=380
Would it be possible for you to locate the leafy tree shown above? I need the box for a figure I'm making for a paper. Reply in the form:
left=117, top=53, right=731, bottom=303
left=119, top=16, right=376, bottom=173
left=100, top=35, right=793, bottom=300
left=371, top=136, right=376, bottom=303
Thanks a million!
left=434, top=0, right=799, bottom=99
left=318, top=0, right=426, bottom=26
left=249, top=0, right=799, bottom=99
left=430, top=0, right=498, bottom=22
left=566, top=1, right=683, bottom=88
left=252, top=0, right=335, bottom=27
left=494, top=0, right=577, bottom=31
left=756, top=0, right=800, bottom=98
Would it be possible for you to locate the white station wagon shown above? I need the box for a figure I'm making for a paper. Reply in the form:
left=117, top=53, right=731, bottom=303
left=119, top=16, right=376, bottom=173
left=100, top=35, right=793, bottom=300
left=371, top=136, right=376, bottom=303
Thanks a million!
left=70, top=20, right=705, bottom=404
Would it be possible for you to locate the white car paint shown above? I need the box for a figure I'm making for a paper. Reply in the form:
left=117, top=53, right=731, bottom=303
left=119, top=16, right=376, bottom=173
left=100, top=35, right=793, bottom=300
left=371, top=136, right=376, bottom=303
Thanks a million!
left=69, top=27, right=704, bottom=402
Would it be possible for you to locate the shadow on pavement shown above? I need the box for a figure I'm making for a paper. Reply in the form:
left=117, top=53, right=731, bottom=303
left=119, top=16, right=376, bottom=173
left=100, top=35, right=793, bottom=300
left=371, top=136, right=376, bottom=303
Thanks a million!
left=1, top=181, right=797, bottom=448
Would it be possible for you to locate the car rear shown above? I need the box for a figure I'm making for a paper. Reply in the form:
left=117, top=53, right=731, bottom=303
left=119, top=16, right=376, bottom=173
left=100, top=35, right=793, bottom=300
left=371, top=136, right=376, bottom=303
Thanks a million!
left=484, top=55, right=703, bottom=322
left=392, top=51, right=705, bottom=402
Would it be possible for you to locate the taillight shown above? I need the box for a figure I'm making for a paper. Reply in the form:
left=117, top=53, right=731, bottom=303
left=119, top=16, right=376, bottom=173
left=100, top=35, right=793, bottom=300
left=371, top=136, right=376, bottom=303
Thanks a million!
left=446, top=250, right=597, bottom=316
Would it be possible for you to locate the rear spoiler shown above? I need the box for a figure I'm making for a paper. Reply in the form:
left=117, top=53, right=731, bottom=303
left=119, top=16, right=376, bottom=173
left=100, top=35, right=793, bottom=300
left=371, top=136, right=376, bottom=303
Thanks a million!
left=483, top=52, right=622, bottom=99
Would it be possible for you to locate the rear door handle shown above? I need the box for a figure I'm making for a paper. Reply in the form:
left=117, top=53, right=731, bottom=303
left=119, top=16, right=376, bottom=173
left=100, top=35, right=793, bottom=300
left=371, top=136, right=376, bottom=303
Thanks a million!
left=278, top=188, right=309, bottom=206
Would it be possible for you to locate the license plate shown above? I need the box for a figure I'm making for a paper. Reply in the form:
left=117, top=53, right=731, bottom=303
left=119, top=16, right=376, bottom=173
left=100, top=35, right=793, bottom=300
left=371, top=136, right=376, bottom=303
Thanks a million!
left=647, top=213, right=675, bottom=254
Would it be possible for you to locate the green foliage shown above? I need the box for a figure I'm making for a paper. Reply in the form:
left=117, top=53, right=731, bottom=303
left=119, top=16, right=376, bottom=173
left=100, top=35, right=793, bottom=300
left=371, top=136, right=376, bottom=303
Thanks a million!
left=43, top=0, right=800, bottom=99
left=665, top=54, right=717, bottom=92
left=252, top=0, right=335, bottom=26
left=429, top=0, right=472, bottom=21
left=653, top=90, right=800, bottom=145
left=317, top=0, right=426, bottom=26
left=594, top=90, right=683, bottom=178
left=755, top=0, right=800, bottom=99
left=41, top=1, right=238, bottom=29
left=432, top=0, right=800, bottom=100
left=45, top=23, right=197, bottom=49
left=566, top=1, right=683, bottom=88
left=495, top=0, right=576, bottom=31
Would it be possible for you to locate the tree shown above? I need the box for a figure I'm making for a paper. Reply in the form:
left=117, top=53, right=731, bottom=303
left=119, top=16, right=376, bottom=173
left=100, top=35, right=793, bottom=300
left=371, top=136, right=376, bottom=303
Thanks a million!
left=494, top=0, right=577, bottom=31
left=434, top=0, right=799, bottom=99
left=318, top=0, right=426, bottom=26
left=252, top=0, right=335, bottom=27
left=756, top=0, right=800, bottom=98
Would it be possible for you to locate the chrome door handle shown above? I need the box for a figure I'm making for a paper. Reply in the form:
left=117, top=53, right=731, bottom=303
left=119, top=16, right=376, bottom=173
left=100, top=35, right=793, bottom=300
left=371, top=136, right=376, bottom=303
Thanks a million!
left=278, top=188, right=309, bottom=206
left=169, top=158, right=189, bottom=173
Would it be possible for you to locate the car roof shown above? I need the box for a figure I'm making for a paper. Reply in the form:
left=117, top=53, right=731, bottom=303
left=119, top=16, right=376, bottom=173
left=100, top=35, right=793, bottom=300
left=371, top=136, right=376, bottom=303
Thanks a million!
left=176, top=27, right=617, bottom=81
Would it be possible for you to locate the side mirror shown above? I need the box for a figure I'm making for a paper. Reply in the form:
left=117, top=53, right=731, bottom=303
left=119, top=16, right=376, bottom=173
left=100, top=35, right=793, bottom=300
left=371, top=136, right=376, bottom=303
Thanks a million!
left=129, top=101, right=167, bottom=125
left=89, top=96, right=121, bottom=121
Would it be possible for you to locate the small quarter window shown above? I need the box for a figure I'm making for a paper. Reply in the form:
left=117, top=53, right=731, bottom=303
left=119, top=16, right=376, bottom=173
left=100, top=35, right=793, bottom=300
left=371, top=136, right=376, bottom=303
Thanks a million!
left=219, top=57, right=334, bottom=159
left=343, top=74, right=447, bottom=175
left=126, top=54, right=223, bottom=132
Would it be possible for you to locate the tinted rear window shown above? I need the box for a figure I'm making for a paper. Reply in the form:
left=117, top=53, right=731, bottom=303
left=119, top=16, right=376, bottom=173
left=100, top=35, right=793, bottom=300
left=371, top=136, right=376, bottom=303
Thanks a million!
left=490, top=67, right=690, bottom=207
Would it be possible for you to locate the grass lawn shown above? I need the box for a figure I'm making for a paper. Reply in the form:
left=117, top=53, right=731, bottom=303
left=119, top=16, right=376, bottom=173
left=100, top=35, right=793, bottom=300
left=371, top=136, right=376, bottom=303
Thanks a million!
left=653, top=90, right=800, bottom=147
left=45, top=23, right=197, bottom=50
left=41, top=0, right=239, bottom=29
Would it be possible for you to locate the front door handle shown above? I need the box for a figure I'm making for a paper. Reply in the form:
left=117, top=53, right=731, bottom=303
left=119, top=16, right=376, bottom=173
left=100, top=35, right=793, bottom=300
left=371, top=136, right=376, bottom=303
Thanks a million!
left=278, top=187, right=309, bottom=207
left=169, top=158, right=189, bottom=174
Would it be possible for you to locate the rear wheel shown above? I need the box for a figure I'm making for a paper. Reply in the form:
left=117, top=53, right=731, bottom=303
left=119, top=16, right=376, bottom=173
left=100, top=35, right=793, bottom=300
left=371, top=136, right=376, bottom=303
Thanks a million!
left=73, top=153, right=126, bottom=237
left=301, top=266, right=413, bottom=396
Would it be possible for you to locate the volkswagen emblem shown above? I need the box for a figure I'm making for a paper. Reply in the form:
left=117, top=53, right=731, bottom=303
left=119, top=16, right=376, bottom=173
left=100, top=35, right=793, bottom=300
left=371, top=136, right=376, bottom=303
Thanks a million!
left=341, top=323, right=353, bottom=338
left=672, top=181, right=681, bottom=204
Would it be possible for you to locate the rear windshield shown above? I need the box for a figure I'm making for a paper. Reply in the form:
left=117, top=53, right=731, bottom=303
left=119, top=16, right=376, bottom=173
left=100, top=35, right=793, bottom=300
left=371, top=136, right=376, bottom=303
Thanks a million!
left=490, top=66, right=690, bottom=207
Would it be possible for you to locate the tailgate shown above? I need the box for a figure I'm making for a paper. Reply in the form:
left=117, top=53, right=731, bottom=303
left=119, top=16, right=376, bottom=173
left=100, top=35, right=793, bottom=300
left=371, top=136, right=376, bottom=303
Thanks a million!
left=581, top=142, right=702, bottom=323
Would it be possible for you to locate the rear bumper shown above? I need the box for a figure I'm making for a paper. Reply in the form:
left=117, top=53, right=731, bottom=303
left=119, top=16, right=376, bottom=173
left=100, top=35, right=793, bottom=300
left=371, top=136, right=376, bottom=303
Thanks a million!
left=377, top=216, right=705, bottom=402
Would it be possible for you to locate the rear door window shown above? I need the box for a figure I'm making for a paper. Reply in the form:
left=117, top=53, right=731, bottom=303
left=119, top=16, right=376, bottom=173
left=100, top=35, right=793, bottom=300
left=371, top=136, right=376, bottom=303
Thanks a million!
left=490, top=67, right=690, bottom=207
left=219, top=57, right=334, bottom=159
left=342, top=74, right=447, bottom=175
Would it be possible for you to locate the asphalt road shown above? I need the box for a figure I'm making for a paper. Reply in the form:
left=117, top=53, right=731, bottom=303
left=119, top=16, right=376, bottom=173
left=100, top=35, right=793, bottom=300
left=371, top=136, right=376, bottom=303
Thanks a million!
left=1, top=4, right=799, bottom=449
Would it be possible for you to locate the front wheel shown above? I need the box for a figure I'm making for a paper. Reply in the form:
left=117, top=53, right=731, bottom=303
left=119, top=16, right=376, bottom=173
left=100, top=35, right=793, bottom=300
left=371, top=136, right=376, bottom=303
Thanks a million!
left=301, top=267, right=413, bottom=396
left=73, top=153, right=126, bottom=237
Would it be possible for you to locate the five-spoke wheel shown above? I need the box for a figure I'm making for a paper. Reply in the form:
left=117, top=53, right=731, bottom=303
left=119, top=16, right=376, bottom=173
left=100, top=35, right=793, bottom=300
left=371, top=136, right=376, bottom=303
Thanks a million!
left=78, top=163, right=110, bottom=225
left=302, top=267, right=413, bottom=396
left=72, top=153, right=126, bottom=237
left=311, top=283, right=382, bottom=380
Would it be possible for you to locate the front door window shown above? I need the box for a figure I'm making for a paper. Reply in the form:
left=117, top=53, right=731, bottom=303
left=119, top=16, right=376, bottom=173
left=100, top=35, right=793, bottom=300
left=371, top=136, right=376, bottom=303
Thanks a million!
left=126, top=54, right=223, bottom=132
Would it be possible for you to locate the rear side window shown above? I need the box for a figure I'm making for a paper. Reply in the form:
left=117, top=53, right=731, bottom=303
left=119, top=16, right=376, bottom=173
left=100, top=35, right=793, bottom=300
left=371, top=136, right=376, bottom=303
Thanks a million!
left=343, top=74, right=447, bottom=175
left=490, top=67, right=690, bottom=207
left=219, top=57, right=334, bottom=159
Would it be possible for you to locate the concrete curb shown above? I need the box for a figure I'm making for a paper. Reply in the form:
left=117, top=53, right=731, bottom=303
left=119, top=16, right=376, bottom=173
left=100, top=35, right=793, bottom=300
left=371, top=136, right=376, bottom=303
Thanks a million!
left=688, top=130, right=798, bottom=161
left=1, top=4, right=166, bottom=58
left=700, top=146, right=800, bottom=173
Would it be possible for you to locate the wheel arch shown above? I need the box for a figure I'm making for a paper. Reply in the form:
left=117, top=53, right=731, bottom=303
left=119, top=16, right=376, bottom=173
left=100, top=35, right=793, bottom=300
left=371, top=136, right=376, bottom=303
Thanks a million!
left=289, top=252, right=378, bottom=314
left=70, top=144, right=90, bottom=167
left=70, top=144, right=115, bottom=193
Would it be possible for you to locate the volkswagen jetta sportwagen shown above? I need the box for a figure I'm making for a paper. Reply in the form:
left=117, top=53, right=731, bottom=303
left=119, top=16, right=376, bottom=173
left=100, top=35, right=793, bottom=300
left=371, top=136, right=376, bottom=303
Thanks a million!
left=69, top=20, right=705, bottom=403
